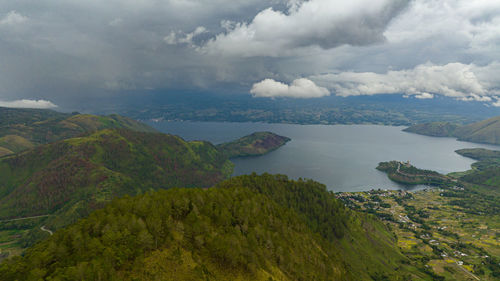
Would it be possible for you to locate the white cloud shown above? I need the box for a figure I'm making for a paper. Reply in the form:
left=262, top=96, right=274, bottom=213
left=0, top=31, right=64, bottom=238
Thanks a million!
left=311, top=62, right=500, bottom=102
left=0, top=10, right=27, bottom=26
left=108, top=18, right=123, bottom=27
left=250, top=78, right=330, bottom=98
left=0, top=99, right=58, bottom=109
left=164, top=26, right=207, bottom=45
left=414, top=93, right=433, bottom=99
left=201, top=0, right=409, bottom=57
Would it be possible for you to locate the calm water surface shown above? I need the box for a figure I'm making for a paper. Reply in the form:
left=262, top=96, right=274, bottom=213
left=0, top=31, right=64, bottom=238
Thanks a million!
left=148, top=121, right=500, bottom=192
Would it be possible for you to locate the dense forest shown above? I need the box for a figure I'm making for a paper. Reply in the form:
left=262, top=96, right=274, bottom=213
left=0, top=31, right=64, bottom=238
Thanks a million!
left=0, top=174, right=433, bottom=280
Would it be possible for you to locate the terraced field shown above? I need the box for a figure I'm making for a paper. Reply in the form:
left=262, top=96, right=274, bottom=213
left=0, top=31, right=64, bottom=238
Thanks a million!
left=338, top=186, right=499, bottom=281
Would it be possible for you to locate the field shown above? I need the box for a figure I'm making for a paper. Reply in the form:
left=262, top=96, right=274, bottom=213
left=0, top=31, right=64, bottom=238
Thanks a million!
left=338, top=186, right=500, bottom=280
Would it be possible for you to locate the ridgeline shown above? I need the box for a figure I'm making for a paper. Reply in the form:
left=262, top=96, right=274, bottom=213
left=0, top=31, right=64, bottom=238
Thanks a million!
left=404, top=115, right=500, bottom=145
left=0, top=174, right=433, bottom=281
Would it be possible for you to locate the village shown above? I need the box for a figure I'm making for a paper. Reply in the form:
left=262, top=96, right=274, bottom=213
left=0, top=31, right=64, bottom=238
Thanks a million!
left=336, top=187, right=498, bottom=281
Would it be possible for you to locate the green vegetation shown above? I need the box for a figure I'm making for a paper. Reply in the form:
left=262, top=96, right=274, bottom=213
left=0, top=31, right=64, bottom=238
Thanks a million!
left=122, top=92, right=485, bottom=126
left=0, top=129, right=232, bottom=249
left=217, top=132, right=290, bottom=158
left=453, top=148, right=500, bottom=188
left=377, top=161, right=453, bottom=186
left=0, top=174, right=433, bottom=280
left=404, top=115, right=500, bottom=145
left=338, top=183, right=499, bottom=281
left=0, top=107, right=156, bottom=156
left=455, top=148, right=500, bottom=171
left=403, top=122, right=459, bottom=137
left=371, top=149, right=500, bottom=280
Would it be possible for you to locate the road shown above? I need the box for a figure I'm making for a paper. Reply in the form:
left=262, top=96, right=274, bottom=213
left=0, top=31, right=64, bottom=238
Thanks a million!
left=0, top=214, right=50, bottom=223
left=40, top=226, right=53, bottom=236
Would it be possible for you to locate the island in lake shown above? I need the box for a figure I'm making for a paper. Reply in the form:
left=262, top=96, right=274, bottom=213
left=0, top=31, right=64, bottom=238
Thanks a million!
left=377, top=161, right=454, bottom=187
left=217, top=131, right=291, bottom=158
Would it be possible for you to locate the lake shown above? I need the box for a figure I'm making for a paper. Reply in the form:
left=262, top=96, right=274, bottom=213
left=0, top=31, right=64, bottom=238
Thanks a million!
left=147, top=121, right=500, bottom=192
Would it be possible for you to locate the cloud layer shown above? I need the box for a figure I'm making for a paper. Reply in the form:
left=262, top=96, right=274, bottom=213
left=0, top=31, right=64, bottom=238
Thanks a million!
left=250, top=78, right=330, bottom=98
left=312, top=63, right=500, bottom=101
left=202, top=0, right=409, bottom=57
left=0, top=0, right=499, bottom=107
left=0, top=99, right=58, bottom=109
left=311, top=62, right=499, bottom=101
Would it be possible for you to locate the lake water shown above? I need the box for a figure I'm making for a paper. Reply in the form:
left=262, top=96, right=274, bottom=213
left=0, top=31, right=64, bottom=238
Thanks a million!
left=147, top=121, right=500, bottom=192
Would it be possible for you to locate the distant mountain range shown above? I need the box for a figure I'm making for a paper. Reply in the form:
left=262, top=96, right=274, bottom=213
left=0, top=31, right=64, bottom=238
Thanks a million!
left=75, top=92, right=500, bottom=126
left=404, top=115, right=500, bottom=145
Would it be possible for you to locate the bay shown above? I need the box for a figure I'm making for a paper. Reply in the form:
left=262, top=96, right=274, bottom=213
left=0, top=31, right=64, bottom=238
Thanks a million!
left=147, top=121, right=500, bottom=192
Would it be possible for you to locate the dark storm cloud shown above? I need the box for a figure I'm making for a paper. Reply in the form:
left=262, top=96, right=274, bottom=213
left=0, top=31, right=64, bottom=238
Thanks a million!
left=0, top=0, right=499, bottom=107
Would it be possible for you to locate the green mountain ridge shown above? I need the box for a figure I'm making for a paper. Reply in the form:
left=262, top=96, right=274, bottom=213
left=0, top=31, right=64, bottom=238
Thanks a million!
left=0, top=129, right=233, bottom=242
left=0, top=107, right=156, bottom=156
left=403, top=116, right=500, bottom=145
left=0, top=174, right=431, bottom=280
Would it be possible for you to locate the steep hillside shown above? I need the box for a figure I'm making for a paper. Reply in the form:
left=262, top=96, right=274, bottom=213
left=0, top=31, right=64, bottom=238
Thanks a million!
left=455, top=116, right=500, bottom=145
left=0, top=129, right=233, bottom=233
left=0, top=174, right=431, bottom=281
left=0, top=107, right=155, bottom=155
left=217, top=132, right=291, bottom=158
left=404, top=116, right=500, bottom=145
left=403, top=122, right=459, bottom=137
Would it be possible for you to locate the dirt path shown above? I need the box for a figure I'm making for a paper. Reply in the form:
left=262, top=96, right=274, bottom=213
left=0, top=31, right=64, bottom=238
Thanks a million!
left=40, top=226, right=53, bottom=236
left=0, top=214, right=50, bottom=223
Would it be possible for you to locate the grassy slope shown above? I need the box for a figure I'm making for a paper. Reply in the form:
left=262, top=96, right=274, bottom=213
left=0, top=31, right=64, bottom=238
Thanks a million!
left=454, top=148, right=500, bottom=187
left=455, top=148, right=500, bottom=161
left=403, top=122, right=459, bottom=137
left=404, top=116, right=500, bottom=145
left=0, top=174, right=430, bottom=281
left=455, top=148, right=500, bottom=171
left=217, top=132, right=291, bottom=158
left=0, top=107, right=156, bottom=155
left=0, top=129, right=233, bottom=232
left=455, top=116, right=500, bottom=145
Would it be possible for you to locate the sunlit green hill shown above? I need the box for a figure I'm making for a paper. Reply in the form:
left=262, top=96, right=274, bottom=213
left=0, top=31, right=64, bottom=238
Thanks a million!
left=0, top=129, right=233, bottom=236
left=0, top=107, right=155, bottom=156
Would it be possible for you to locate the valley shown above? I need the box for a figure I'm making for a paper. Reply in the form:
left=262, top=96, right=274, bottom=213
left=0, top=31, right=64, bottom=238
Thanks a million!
left=0, top=108, right=499, bottom=281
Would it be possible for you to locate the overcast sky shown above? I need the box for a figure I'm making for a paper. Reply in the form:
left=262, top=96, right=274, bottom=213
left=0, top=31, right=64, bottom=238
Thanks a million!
left=0, top=0, right=499, bottom=108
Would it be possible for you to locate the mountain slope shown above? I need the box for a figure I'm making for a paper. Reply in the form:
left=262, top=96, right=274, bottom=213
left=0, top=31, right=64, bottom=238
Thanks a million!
left=403, top=122, right=459, bottom=137
left=404, top=116, right=500, bottom=145
left=217, top=132, right=291, bottom=158
left=0, top=129, right=233, bottom=232
left=0, top=174, right=430, bottom=281
left=455, top=116, right=500, bottom=144
left=0, top=107, right=156, bottom=155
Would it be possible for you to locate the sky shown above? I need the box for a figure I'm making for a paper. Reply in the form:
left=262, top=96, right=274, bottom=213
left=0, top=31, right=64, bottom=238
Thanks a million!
left=0, top=0, right=499, bottom=108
